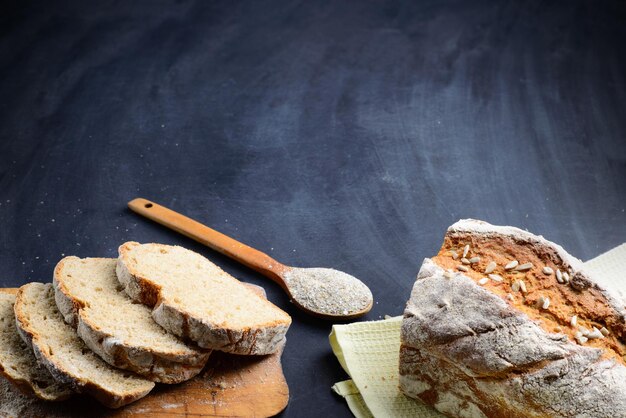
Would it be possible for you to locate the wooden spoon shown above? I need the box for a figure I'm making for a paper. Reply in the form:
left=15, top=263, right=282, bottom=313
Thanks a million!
left=128, top=198, right=373, bottom=320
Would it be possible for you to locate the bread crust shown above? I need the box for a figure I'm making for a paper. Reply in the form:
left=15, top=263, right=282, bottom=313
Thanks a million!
left=400, top=220, right=626, bottom=417
left=53, top=257, right=211, bottom=384
left=0, top=368, right=65, bottom=402
left=14, top=283, right=154, bottom=409
left=117, top=242, right=291, bottom=355
left=0, top=293, right=73, bottom=402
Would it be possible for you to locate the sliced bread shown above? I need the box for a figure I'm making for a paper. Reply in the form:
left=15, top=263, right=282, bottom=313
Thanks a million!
left=53, top=256, right=210, bottom=384
left=0, top=291, right=73, bottom=401
left=117, top=242, right=292, bottom=355
left=14, top=282, right=154, bottom=408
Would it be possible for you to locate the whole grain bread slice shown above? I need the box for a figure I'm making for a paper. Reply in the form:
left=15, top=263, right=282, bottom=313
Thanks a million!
left=14, top=282, right=154, bottom=408
left=53, top=256, right=210, bottom=384
left=117, top=242, right=291, bottom=355
left=0, top=291, right=73, bottom=401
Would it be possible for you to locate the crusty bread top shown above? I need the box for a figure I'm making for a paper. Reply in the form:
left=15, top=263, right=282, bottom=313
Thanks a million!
left=401, top=258, right=626, bottom=417
left=118, top=242, right=292, bottom=330
left=14, top=283, right=154, bottom=408
left=0, top=292, right=72, bottom=401
left=429, top=219, right=626, bottom=364
left=54, top=256, right=207, bottom=357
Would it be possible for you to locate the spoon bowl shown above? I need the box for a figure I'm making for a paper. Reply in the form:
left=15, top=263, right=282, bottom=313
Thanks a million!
left=128, top=198, right=374, bottom=320
left=282, top=267, right=373, bottom=319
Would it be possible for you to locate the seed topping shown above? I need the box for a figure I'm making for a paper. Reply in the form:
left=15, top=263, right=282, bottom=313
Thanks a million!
left=484, top=261, right=497, bottom=274
left=556, top=269, right=564, bottom=283
left=587, top=327, right=605, bottom=339
left=469, top=256, right=480, bottom=264
left=457, top=265, right=469, bottom=272
left=570, top=315, right=577, bottom=327
left=449, top=250, right=459, bottom=260
left=488, top=274, right=504, bottom=282
left=515, top=262, right=533, bottom=271
left=536, top=296, right=550, bottom=309
left=462, top=244, right=470, bottom=258
left=576, top=334, right=588, bottom=344
left=478, top=277, right=489, bottom=285
left=505, top=260, right=519, bottom=270
left=461, top=258, right=471, bottom=265
left=542, top=266, right=554, bottom=275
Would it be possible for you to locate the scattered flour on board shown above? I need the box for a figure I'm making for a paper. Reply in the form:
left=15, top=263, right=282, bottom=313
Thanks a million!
left=162, top=403, right=183, bottom=409
left=0, top=377, right=41, bottom=418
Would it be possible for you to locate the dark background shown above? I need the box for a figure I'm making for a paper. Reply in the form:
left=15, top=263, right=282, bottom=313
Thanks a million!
left=1, top=0, right=625, bottom=416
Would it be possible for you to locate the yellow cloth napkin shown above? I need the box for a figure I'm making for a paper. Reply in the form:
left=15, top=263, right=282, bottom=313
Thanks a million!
left=330, top=243, right=626, bottom=418
left=330, top=316, right=443, bottom=418
left=584, top=243, right=626, bottom=303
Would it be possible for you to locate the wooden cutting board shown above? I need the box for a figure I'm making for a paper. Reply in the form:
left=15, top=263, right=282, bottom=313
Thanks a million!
left=0, top=286, right=289, bottom=418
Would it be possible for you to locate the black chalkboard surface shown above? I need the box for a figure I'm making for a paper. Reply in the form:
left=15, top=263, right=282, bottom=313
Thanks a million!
left=0, top=1, right=625, bottom=417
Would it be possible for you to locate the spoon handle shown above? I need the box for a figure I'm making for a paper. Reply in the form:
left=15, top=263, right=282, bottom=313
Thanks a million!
left=127, top=198, right=288, bottom=286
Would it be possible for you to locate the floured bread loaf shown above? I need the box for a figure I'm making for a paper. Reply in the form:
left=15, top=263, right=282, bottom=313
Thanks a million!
left=54, top=257, right=211, bottom=383
left=14, top=283, right=154, bottom=408
left=0, top=291, right=73, bottom=401
left=117, top=242, right=291, bottom=355
left=400, top=219, right=626, bottom=417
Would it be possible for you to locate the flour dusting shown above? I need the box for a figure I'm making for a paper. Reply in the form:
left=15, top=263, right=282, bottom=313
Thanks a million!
left=284, top=268, right=372, bottom=315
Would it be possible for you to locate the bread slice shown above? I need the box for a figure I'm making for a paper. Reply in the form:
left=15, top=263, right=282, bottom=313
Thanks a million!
left=400, top=219, right=626, bottom=417
left=117, top=242, right=292, bottom=355
left=14, top=282, right=154, bottom=408
left=53, top=257, right=211, bottom=384
left=0, top=291, right=73, bottom=401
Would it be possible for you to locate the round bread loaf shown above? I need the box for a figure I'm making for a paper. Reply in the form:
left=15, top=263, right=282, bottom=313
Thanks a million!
left=400, top=219, right=626, bottom=417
